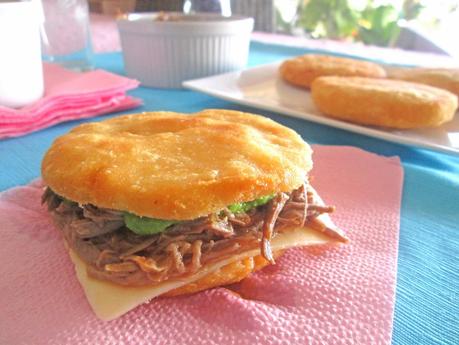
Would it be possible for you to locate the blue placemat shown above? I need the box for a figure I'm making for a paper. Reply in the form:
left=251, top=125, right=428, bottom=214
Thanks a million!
left=0, top=41, right=458, bottom=345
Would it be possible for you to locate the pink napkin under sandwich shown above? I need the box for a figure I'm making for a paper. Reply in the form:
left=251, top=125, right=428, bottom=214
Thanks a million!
left=0, top=146, right=403, bottom=345
left=0, top=63, right=141, bottom=139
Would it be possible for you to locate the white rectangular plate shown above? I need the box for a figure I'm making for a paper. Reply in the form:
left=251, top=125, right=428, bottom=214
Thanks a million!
left=183, top=62, right=459, bottom=155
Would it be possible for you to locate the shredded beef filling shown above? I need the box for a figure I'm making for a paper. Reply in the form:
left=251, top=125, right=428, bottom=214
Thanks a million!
left=42, top=182, right=339, bottom=286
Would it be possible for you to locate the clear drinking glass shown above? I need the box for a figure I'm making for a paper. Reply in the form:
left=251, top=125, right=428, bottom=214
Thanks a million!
left=41, top=0, right=93, bottom=71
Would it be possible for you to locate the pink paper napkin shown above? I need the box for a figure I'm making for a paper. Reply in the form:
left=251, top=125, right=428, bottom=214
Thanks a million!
left=0, top=145, right=403, bottom=345
left=0, top=64, right=141, bottom=139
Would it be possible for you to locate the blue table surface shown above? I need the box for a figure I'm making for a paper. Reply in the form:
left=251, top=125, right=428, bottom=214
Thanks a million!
left=1, top=41, right=458, bottom=344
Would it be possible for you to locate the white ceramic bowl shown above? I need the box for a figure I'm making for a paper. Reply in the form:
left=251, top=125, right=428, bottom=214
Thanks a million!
left=117, top=12, right=254, bottom=88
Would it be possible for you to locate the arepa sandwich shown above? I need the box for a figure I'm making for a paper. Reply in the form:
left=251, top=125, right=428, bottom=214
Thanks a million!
left=41, top=109, right=347, bottom=320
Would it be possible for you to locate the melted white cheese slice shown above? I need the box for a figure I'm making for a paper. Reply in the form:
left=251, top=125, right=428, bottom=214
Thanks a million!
left=69, top=226, right=333, bottom=321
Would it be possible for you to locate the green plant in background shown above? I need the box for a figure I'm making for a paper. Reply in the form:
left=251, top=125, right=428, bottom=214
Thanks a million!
left=279, top=0, right=429, bottom=47
left=358, top=0, right=425, bottom=46
left=357, top=4, right=402, bottom=46
left=296, top=0, right=359, bottom=40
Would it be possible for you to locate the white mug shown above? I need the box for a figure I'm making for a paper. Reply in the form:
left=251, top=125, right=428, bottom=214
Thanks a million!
left=0, top=1, right=44, bottom=108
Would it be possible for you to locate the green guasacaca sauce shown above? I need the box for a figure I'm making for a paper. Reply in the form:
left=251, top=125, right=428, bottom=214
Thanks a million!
left=124, top=194, right=274, bottom=235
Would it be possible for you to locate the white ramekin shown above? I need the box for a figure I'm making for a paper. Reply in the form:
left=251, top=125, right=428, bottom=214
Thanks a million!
left=117, top=12, right=254, bottom=88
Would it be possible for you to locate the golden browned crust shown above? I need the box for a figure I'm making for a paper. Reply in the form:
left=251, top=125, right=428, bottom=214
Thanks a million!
left=387, top=67, right=459, bottom=97
left=41, top=109, right=312, bottom=220
left=311, top=76, right=458, bottom=128
left=163, top=253, right=278, bottom=297
left=279, top=54, right=386, bottom=89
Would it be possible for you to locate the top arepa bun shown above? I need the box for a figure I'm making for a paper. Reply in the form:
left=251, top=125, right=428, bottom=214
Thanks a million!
left=42, top=109, right=312, bottom=220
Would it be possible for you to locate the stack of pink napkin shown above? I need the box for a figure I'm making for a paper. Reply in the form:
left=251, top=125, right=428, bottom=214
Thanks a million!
left=0, top=63, right=141, bottom=139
